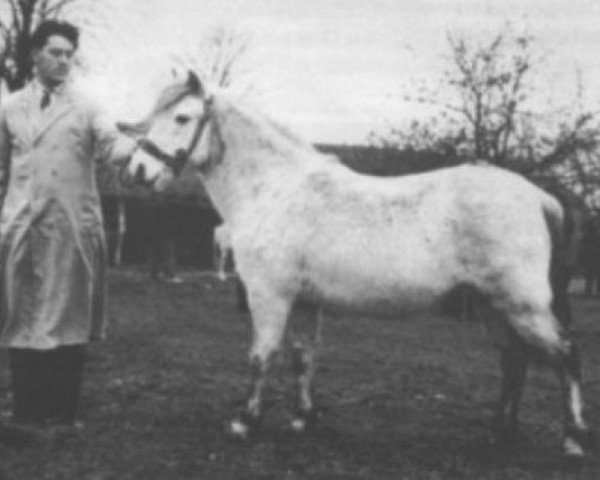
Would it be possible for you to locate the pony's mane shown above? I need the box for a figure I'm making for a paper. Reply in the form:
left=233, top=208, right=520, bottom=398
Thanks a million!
left=149, top=79, right=197, bottom=118
left=263, top=118, right=309, bottom=150
left=214, top=91, right=320, bottom=160
left=147, top=77, right=340, bottom=166
left=150, top=76, right=311, bottom=157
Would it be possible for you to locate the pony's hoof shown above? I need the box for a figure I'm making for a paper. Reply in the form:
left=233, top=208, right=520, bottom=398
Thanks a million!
left=289, top=417, right=307, bottom=433
left=288, top=408, right=319, bottom=434
left=561, top=426, right=595, bottom=461
left=562, top=436, right=586, bottom=460
left=226, top=419, right=251, bottom=441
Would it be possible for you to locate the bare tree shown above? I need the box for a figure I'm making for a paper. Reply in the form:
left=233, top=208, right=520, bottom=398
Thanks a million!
left=524, top=110, right=600, bottom=211
left=174, top=25, right=255, bottom=94
left=391, top=26, right=541, bottom=164
left=443, top=30, right=534, bottom=163
left=374, top=26, right=538, bottom=162
left=0, top=0, right=103, bottom=92
left=379, top=25, right=600, bottom=210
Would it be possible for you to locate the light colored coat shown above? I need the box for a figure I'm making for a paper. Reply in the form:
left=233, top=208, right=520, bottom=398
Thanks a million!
left=0, top=81, right=133, bottom=349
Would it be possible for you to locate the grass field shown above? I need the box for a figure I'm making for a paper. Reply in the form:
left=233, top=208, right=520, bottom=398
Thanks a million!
left=1, top=268, right=600, bottom=479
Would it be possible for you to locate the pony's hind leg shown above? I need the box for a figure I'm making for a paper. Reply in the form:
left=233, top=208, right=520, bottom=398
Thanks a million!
left=288, top=305, right=323, bottom=432
left=504, top=307, right=590, bottom=458
left=493, top=347, right=529, bottom=446
left=228, top=291, right=291, bottom=440
left=558, top=341, right=592, bottom=458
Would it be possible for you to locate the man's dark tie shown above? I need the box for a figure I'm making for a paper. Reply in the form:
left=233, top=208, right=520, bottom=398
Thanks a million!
left=40, top=89, right=51, bottom=110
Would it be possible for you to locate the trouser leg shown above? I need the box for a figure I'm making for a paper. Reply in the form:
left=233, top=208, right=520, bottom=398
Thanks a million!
left=45, top=345, right=86, bottom=425
left=9, top=345, right=86, bottom=426
left=8, top=348, right=49, bottom=424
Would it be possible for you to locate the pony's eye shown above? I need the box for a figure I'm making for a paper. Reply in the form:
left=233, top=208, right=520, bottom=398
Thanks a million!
left=175, top=114, right=191, bottom=125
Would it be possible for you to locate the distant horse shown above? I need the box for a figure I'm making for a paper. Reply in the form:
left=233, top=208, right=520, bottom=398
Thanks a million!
left=538, top=183, right=588, bottom=296
left=118, top=72, right=591, bottom=458
left=579, top=218, right=600, bottom=296
left=213, top=223, right=233, bottom=281
left=213, top=223, right=249, bottom=312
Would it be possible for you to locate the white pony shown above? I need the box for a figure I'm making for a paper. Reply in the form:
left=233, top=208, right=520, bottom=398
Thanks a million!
left=119, top=72, right=591, bottom=458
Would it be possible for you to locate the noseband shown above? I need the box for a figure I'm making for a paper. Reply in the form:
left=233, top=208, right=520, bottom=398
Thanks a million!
left=135, top=106, right=211, bottom=175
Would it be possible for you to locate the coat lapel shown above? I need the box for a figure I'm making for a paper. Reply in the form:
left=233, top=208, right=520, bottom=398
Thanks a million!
left=14, top=85, right=39, bottom=145
left=33, top=91, right=74, bottom=145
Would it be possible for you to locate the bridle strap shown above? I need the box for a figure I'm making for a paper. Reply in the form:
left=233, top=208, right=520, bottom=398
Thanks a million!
left=136, top=111, right=210, bottom=175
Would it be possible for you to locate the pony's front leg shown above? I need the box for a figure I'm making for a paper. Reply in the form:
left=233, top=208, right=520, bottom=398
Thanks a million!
left=289, top=306, right=323, bottom=432
left=558, top=342, right=593, bottom=459
left=228, top=293, right=291, bottom=440
left=493, top=348, right=529, bottom=446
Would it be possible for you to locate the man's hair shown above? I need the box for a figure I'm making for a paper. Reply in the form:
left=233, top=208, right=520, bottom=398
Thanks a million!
left=30, top=20, right=79, bottom=51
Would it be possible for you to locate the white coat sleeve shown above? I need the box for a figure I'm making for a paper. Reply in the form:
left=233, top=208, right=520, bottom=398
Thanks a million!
left=90, top=107, right=137, bottom=167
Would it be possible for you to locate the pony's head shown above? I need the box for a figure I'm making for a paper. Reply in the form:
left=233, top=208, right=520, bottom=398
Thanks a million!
left=118, top=71, right=222, bottom=190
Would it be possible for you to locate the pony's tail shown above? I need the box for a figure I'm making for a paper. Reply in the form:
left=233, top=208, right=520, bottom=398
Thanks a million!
left=543, top=196, right=573, bottom=330
left=506, top=196, right=574, bottom=365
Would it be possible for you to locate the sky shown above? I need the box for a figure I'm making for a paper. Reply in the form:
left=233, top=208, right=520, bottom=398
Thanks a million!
left=76, top=0, right=600, bottom=145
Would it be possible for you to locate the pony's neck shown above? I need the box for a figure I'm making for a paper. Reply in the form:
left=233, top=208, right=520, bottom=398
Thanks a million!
left=201, top=101, right=319, bottom=223
left=219, top=100, right=313, bottom=162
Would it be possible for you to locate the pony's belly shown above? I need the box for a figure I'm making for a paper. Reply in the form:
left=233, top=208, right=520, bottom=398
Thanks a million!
left=303, top=278, right=447, bottom=317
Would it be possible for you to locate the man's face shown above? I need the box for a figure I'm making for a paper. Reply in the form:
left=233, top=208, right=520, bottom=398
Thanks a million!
left=32, top=34, right=75, bottom=87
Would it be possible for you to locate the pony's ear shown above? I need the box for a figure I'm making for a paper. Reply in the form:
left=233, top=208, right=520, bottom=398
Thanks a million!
left=187, top=70, right=204, bottom=96
left=116, top=120, right=149, bottom=138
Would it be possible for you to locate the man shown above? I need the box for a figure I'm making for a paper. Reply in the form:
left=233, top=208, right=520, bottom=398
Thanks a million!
left=0, top=20, right=134, bottom=442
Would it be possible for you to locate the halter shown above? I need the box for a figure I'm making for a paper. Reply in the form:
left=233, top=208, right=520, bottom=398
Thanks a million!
left=135, top=106, right=211, bottom=175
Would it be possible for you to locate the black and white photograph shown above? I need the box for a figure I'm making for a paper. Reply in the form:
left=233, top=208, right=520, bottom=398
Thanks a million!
left=0, top=0, right=599, bottom=478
